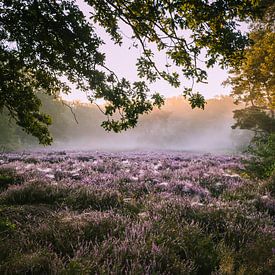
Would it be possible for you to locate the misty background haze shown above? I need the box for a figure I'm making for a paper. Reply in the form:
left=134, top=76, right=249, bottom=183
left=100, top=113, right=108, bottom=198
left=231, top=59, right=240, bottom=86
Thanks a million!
left=59, top=96, right=250, bottom=152
left=0, top=95, right=251, bottom=153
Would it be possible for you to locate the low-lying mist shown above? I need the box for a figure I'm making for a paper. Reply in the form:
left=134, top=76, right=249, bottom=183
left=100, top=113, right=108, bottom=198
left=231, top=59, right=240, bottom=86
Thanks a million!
left=48, top=96, right=251, bottom=153
left=0, top=95, right=252, bottom=152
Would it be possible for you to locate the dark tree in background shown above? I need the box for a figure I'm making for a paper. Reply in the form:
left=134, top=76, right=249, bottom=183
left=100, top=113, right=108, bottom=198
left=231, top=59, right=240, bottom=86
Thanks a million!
left=0, top=0, right=272, bottom=144
left=225, top=5, right=275, bottom=178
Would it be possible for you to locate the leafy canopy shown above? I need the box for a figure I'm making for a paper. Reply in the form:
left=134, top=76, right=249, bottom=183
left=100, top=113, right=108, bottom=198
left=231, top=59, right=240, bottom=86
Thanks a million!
left=0, top=0, right=271, bottom=144
left=224, top=5, right=274, bottom=134
left=225, top=5, right=275, bottom=178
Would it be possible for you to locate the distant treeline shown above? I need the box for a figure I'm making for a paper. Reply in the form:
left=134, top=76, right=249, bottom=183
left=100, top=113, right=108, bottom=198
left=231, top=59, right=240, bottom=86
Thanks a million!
left=0, top=94, right=251, bottom=152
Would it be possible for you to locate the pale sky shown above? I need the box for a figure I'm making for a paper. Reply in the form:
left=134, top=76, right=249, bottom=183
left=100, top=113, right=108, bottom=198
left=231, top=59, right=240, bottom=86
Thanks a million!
left=63, top=1, right=247, bottom=103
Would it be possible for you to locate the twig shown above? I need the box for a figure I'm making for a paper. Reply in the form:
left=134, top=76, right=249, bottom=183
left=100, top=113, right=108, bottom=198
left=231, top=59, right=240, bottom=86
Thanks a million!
left=61, top=101, right=79, bottom=124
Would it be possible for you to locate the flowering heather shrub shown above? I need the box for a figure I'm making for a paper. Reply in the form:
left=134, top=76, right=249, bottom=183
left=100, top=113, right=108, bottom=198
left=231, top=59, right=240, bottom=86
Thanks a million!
left=0, top=249, right=62, bottom=274
left=0, top=151, right=274, bottom=274
left=64, top=187, right=123, bottom=211
left=0, top=167, right=24, bottom=191
left=0, top=182, right=70, bottom=206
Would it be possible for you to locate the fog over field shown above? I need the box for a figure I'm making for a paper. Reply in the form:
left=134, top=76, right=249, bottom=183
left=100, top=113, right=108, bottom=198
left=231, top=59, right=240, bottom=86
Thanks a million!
left=49, top=96, right=251, bottom=152
left=0, top=95, right=252, bottom=153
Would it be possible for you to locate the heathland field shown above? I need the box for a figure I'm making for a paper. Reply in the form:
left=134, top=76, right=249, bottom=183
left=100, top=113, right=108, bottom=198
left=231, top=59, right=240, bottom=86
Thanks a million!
left=0, top=151, right=274, bottom=274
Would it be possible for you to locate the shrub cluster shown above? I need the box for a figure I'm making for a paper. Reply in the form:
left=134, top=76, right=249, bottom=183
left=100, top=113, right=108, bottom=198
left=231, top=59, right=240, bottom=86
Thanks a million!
left=0, top=152, right=274, bottom=274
